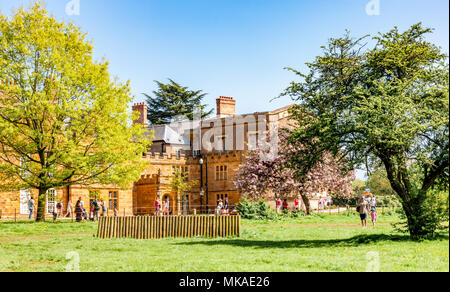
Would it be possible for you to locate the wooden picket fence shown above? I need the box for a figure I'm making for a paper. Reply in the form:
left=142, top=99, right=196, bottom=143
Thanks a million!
left=97, top=215, right=241, bottom=239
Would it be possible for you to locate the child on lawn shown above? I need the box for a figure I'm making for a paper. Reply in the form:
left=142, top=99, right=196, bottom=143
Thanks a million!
left=371, top=206, right=377, bottom=227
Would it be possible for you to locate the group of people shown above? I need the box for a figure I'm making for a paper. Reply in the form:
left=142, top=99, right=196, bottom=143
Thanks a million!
left=276, top=197, right=308, bottom=213
left=27, top=197, right=76, bottom=220
left=216, top=198, right=230, bottom=215
left=318, top=195, right=333, bottom=211
left=356, top=195, right=377, bottom=228
left=73, top=197, right=117, bottom=222
left=154, top=197, right=171, bottom=216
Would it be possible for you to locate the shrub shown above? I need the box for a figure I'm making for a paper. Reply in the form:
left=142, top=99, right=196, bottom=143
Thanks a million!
left=395, top=188, right=449, bottom=238
left=237, top=199, right=277, bottom=220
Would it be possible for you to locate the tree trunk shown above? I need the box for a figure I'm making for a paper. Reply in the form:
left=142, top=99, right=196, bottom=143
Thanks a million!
left=177, top=193, right=181, bottom=216
left=397, top=190, right=430, bottom=237
left=382, top=157, right=431, bottom=237
left=36, top=187, right=47, bottom=222
left=300, top=193, right=312, bottom=215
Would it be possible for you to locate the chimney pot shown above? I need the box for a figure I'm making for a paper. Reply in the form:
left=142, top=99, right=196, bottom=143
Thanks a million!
left=216, top=96, right=236, bottom=116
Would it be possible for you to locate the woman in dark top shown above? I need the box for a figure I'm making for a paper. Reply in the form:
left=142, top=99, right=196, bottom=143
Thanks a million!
left=75, top=199, right=83, bottom=222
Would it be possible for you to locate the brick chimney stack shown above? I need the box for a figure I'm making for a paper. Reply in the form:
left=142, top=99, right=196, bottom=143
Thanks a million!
left=132, top=102, right=148, bottom=126
left=216, top=96, right=236, bottom=116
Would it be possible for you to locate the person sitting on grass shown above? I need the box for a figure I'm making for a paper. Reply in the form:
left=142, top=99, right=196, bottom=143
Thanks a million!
left=356, top=197, right=369, bottom=228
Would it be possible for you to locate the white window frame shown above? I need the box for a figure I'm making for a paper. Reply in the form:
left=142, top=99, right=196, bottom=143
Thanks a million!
left=20, top=189, right=32, bottom=215
left=46, top=189, right=57, bottom=214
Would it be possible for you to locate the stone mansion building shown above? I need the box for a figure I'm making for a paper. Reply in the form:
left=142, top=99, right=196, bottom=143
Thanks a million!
left=0, top=96, right=296, bottom=219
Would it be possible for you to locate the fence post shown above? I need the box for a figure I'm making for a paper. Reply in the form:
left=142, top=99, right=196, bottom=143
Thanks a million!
left=14, top=208, right=17, bottom=222
left=123, top=208, right=125, bottom=217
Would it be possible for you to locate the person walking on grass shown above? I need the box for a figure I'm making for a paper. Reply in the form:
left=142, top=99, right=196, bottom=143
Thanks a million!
left=318, top=196, right=324, bottom=211
left=52, top=207, right=58, bottom=222
left=56, top=201, right=63, bottom=218
left=282, top=199, right=288, bottom=211
left=370, top=205, right=378, bottom=227
left=75, top=198, right=83, bottom=222
left=65, top=201, right=72, bottom=218
left=93, top=199, right=100, bottom=221
left=225, top=198, right=229, bottom=212
left=370, top=195, right=377, bottom=210
left=357, top=197, right=369, bottom=228
left=101, top=199, right=107, bottom=217
left=216, top=199, right=224, bottom=215
left=326, top=195, right=332, bottom=211
left=28, top=197, right=35, bottom=220
left=155, top=197, right=161, bottom=216
left=276, top=198, right=282, bottom=214
left=163, top=199, right=170, bottom=216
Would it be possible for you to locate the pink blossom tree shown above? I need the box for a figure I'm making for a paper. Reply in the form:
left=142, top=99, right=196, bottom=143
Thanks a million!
left=234, top=134, right=355, bottom=215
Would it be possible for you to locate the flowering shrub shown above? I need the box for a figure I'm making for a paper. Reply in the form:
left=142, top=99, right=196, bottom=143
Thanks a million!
left=234, top=133, right=355, bottom=214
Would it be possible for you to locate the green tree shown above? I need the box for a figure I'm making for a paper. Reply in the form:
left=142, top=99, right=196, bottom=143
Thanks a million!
left=283, top=24, right=449, bottom=237
left=170, top=167, right=198, bottom=215
left=144, top=79, right=213, bottom=125
left=367, top=168, right=396, bottom=197
left=352, top=179, right=367, bottom=196
left=0, top=3, right=151, bottom=221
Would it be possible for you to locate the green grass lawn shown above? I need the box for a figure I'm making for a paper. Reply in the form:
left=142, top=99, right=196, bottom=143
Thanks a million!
left=0, top=213, right=448, bottom=272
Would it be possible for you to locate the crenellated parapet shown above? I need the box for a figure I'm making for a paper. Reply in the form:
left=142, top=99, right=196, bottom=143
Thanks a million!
left=143, top=152, right=193, bottom=163
left=135, top=173, right=160, bottom=185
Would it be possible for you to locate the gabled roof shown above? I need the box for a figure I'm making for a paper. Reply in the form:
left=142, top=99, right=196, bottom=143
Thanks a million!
left=149, top=124, right=190, bottom=145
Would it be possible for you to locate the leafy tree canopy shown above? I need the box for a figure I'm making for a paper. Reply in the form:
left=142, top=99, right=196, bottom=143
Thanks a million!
left=234, top=134, right=354, bottom=215
left=282, top=23, right=449, bottom=236
left=0, top=2, right=151, bottom=221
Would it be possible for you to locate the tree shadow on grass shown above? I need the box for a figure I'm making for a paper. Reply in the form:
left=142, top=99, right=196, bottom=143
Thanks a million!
left=175, top=233, right=449, bottom=249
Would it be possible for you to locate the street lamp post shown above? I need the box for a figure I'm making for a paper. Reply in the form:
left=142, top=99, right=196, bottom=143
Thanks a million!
left=156, top=188, right=162, bottom=215
left=205, top=156, right=209, bottom=214
left=199, top=158, right=203, bottom=213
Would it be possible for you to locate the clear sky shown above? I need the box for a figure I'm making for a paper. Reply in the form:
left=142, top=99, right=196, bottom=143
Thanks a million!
left=1, top=0, right=449, bottom=180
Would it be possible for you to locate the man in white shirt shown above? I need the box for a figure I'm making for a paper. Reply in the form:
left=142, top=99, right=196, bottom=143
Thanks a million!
left=326, top=195, right=332, bottom=211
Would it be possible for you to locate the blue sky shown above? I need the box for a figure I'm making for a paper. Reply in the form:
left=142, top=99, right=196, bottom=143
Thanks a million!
left=1, top=0, right=449, bottom=180
left=1, top=0, right=448, bottom=114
